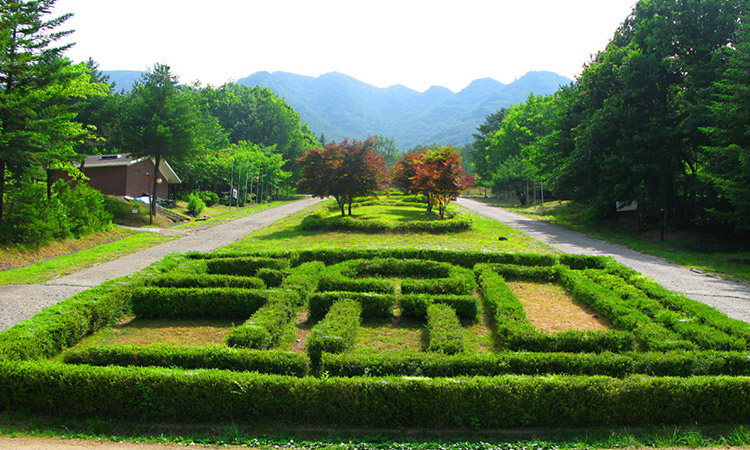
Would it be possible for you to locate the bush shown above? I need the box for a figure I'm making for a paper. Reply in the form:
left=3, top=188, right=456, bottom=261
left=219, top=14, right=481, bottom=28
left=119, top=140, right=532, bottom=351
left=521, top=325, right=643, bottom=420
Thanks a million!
left=206, top=257, right=289, bottom=277
left=226, top=293, right=300, bottom=350
left=144, top=273, right=266, bottom=289
left=307, top=299, right=361, bottom=364
left=281, top=261, right=324, bottom=301
left=129, top=287, right=272, bottom=320
left=0, top=284, right=130, bottom=361
left=186, top=193, right=206, bottom=217
left=478, top=267, right=636, bottom=353
left=399, top=295, right=480, bottom=322
left=320, top=350, right=750, bottom=378
left=195, top=190, right=220, bottom=207
left=6, top=362, right=750, bottom=427
left=256, top=268, right=286, bottom=288
left=63, top=344, right=309, bottom=376
left=426, top=304, right=465, bottom=355
left=308, top=292, right=395, bottom=323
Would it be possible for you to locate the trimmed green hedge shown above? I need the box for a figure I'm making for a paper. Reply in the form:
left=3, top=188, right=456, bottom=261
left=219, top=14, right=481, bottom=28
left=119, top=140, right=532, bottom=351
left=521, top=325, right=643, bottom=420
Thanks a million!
left=292, top=249, right=558, bottom=268
left=477, top=267, right=636, bottom=353
left=308, top=292, right=394, bottom=323
left=281, top=261, right=324, bottom=301
left=226, top=291, right=300, bottom=350
left=0, top=284, right=130, bottom=361
left=62, top=344, right=309, bottom=376
left=206, top=257, right=289, bottom=277
left=144, top=273, right=266, bottom=289
left=399, top=294, right=480, bottom=322
left=426, top=304, right=465, bottom=355
left=256, top=268, right=287, bottom=288
left=320, top=350, right=750, bottom=378
left=3, top=362, right=750, bottom=427
left=130, top=287, right=272, bottom=320
left=307, top=299, right=362, bottom=364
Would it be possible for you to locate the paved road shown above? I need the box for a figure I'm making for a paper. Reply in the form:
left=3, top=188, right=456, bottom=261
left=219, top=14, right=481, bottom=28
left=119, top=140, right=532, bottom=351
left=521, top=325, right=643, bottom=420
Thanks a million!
left=0, top=197, right=322, bottom=332
left=458, top=197, right=750, bottom=323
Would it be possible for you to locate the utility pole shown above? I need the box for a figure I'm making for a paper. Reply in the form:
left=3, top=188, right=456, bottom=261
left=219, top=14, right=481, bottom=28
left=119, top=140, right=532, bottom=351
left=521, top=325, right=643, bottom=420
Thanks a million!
left=229, top=159, right=235, bottom=208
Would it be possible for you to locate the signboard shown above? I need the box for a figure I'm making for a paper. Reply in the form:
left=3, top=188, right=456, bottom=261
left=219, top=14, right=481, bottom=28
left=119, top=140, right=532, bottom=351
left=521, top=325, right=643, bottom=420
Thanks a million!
left=616, top=201, right=638, bottom=212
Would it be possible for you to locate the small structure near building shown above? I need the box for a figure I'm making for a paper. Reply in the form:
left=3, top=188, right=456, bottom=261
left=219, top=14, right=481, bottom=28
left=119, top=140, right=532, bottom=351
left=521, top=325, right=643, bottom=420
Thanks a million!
left=53, top=153, right=181, bottom=201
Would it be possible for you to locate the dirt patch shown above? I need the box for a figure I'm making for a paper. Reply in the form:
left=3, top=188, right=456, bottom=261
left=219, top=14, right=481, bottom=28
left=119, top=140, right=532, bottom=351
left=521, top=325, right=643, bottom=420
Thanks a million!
left=290, top=309, right=311, bottom=354
left=75, top=317, right=235, bottom=347
left=509, top=281, right=613, bottom=333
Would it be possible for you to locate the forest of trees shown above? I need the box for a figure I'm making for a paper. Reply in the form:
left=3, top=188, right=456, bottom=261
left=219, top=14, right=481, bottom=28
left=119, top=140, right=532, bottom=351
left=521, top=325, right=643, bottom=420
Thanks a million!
left=0, top=0, right=318, bottom=244
left=470, top=0, right=750, bottom=234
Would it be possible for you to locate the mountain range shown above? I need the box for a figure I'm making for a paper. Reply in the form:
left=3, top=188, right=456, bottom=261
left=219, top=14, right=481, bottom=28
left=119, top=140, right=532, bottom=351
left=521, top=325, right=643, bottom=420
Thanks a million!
left=103, top=70, right=571, bottom=150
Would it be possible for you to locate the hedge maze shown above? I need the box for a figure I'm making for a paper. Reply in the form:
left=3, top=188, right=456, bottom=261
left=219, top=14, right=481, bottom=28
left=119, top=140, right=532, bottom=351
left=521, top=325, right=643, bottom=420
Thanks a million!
left=2, top=248, right=750, bottom=429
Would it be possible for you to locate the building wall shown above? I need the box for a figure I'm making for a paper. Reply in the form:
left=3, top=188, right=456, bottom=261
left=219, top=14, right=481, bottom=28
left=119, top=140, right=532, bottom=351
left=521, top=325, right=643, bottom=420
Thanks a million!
left=125, top=160, right=168, bottom=199
left=82, top=165, right=128, bottom=196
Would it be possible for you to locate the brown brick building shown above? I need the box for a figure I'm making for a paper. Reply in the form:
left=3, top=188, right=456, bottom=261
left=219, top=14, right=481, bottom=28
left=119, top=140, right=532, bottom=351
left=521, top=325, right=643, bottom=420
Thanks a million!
left=54, top=154, right=181, bottom=200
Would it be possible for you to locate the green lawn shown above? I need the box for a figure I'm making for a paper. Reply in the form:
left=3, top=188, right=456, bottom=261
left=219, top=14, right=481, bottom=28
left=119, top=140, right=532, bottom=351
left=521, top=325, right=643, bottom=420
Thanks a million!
left=0, top=232, right=174, bottom=285
left=225, top=199, right=554, bottom=254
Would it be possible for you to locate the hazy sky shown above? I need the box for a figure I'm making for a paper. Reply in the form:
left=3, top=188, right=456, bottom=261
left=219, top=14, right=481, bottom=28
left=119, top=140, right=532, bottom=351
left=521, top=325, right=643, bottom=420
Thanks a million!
left=52, top=0, right=638, bottom=93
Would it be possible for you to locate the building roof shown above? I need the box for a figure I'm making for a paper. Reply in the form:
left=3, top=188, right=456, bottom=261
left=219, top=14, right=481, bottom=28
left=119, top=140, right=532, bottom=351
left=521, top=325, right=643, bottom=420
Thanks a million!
left=80, top=154, right=181, bottom=184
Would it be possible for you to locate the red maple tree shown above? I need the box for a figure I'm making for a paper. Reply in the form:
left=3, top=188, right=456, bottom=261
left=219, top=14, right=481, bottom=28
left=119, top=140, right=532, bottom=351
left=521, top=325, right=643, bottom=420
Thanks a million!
left=410, top=146, right=473, bottom=219
left=297, top=137, right=388, bottom=216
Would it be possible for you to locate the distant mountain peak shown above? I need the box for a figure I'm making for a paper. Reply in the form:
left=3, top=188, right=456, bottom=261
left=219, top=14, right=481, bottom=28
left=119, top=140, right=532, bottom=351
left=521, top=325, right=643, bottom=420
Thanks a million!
left=234, top=70, right=571, bottom=149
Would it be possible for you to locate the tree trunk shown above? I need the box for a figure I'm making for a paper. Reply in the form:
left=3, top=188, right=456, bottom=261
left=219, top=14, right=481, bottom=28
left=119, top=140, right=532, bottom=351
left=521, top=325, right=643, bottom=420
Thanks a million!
left=336, top=196, right=345, bottom=216
left=151, top=154, right=161, bottom=225
left=348, top=201, right=352, bottom=216
left=0, top=160, right=5, bottom=225
left=46, top=167, right=53, bottom=200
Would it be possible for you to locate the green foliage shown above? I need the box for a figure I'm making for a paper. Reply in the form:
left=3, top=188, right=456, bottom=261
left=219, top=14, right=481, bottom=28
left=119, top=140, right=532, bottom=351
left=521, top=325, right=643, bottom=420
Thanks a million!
left=321, top=350, right=750, bottom=378
left=0, top=284, right=130, bottom=361
left=186, top=192, right=206, bottom=217
left=308, top=292, right=394, bottom=323
left=426, top=304, right=465, bottom=355
left=226, top=293, right=299, bottom=350
left=144, top=273, right=266, bottom=289
left=0, top=181, right=112, bottom=246
left=307, top=299, right=361, bottom=364
left=399, top=295, right=480, bottom=322
left=206, top=256, right=289, bottom=277
left=63, top=344, right=309, bottom=376
left=477, top=267, right=636, bottom=353
left=129, top=287, right=271, bottom=320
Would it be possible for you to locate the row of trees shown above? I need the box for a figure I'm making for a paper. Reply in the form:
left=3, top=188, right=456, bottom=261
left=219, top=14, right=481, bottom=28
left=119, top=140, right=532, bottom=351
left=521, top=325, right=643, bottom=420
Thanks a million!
left=470, top=0, right=750, bottom=232
left=1, top=0, right=318, bottom=239
left=298, top=138, right=473, bottom=219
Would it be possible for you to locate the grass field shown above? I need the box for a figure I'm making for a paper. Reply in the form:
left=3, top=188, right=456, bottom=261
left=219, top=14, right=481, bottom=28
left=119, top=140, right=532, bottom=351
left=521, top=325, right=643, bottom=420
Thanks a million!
left=226, top=199, right=554, bottom=254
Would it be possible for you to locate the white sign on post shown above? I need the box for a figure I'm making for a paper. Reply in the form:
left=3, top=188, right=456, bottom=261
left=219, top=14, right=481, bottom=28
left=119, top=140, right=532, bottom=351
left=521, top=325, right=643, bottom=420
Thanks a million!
left=616, top=201, right=638, bottom=212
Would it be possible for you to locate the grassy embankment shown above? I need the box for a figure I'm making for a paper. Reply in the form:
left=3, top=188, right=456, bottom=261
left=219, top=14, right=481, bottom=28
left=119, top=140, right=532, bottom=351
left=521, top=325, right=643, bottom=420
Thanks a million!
left=473, top=196, right=750, bottom=282
left=0, top=200, right=294, bottom=285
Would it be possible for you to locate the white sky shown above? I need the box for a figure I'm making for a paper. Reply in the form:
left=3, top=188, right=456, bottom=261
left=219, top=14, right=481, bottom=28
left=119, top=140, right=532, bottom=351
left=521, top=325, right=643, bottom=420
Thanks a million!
left=52, top=0, right=638, bottom=93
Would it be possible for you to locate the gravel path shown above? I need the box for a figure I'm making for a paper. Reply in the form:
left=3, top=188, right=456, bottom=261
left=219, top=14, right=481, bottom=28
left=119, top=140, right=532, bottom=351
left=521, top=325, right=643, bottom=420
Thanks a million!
left=457, top=197, right=750, bottom=323
left=0, top=197, right=322, bottom=332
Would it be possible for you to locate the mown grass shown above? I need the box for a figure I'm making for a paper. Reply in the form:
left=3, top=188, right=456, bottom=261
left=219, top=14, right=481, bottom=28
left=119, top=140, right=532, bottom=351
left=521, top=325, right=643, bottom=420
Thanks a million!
left=2, top=412, right=750, bottom=450
left=0, top=231, right=174, bottom=285
left=74, top=317, right=236, bottom=348
left=169, top=199, right=298, bottom=231
left=226, top=199, right=554, bottom=254
left=486, top=198, right=750, bottom=282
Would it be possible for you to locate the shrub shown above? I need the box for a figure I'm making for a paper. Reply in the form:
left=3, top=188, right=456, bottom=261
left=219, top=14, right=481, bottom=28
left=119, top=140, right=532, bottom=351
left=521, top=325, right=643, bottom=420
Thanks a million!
left=226, top=293, right=300, bottom=350
left=256, top=268, right=286, bottom=288
left=195, top=190, right=220, bottom=207
left=478, top=267, right=636, bottom=353
left=0, top=284, right=130, bottom=361
left=307, top=299, right=361, bottom=364
left=426, top=304, right=465, bottom=355
left=399, top=295, right=480, bottom=322
left=308, top=292, right=394, bottom=323
left=129, top=287, right=272, bottom=320
left=144, top=273, right=266, bottom=289
left=3, top=362, right=750, bottom=427
left=63, top=344, right=309, bottom=376
left=54, top=180, right=113, bottom=238
left=281, top=261, right=324, bottom=301
left=206, top=257, right=289, bottom=277
left=186, top=193, right=206, bottom=217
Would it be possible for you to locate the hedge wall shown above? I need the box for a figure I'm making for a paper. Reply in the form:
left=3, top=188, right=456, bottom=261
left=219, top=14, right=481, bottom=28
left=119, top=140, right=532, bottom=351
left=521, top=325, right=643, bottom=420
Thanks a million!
left=2, top=361, right=750, bottom=427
